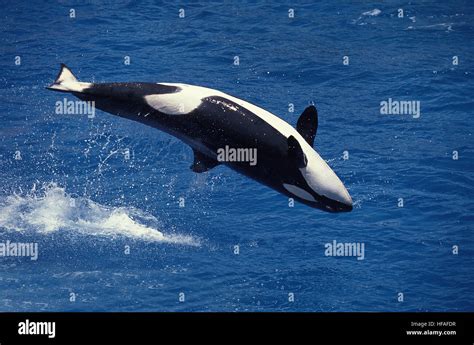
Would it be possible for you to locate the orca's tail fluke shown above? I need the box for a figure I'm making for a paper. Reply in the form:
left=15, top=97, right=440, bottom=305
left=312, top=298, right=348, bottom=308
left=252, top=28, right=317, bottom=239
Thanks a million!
left=47, top=64, right=89, bottom=93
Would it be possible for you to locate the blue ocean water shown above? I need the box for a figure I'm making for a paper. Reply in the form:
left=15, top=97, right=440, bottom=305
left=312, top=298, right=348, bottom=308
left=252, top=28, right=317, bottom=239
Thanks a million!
left=0, top=1, right=473, bottom=312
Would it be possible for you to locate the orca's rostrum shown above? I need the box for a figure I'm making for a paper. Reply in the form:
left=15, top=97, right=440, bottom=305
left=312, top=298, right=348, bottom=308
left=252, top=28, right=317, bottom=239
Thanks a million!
left=48, top=64, right=353, bottom=212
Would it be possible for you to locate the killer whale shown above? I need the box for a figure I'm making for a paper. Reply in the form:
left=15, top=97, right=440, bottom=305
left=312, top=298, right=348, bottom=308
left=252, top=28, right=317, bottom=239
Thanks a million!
left=47, top=64, right=353, bottom=212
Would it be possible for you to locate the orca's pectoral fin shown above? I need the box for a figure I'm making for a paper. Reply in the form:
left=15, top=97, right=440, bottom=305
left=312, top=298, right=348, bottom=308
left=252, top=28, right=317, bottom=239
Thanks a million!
left=296, top=105, right=318, bottom=147
left=287, top=135, right=308, bottom=168
left=190, top=149, right=221, bottom=173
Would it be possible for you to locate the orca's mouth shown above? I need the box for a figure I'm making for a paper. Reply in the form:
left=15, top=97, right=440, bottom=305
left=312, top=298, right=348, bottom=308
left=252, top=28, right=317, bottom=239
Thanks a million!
left=285, top=190, right=353, bottom=213
left=321, top=200, right=353, bottom=213
left=314, top=194, right=353, bottom=213
left=281, top=182, right=353, bottom=212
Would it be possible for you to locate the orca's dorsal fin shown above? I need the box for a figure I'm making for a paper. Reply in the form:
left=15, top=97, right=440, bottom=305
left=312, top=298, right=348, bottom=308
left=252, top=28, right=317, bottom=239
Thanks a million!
left=296, top=105, right=318, bottom=147
left=190, top=149, right=221, bottom=173
left=287, top=135, right=308, bottom=168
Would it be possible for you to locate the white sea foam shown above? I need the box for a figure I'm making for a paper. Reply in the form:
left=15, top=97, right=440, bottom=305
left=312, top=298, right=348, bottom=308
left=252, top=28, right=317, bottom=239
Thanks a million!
left=362, top=9, right=381, bottom=17
left=405, top=22, right=454, bottom=32
left=0, top=183, right=198, bottom=246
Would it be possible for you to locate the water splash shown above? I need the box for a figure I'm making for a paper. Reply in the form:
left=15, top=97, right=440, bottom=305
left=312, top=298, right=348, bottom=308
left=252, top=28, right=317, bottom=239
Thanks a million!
left=0, top=183, right=199, bottom=246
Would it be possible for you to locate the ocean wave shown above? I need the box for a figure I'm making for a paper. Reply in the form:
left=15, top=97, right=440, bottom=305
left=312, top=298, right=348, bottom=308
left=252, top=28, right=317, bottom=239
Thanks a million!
left=0, top=183, right=198, bottom=246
